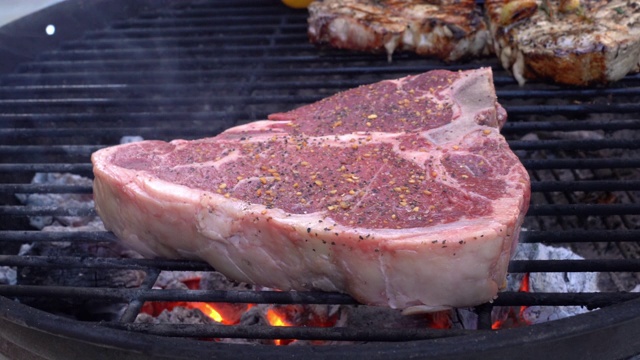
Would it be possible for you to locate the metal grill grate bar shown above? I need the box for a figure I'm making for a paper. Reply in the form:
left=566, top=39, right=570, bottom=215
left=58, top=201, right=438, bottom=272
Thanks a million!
left=1, top=0, right=639, bottom=351
left=1, top=284, right=637, bottom=311
left=0, top=163, right=92, bottom=174
left=0, top=231, right=117, bottom=242
left=2, top=255, right=639, bottom=274
left=104, top=322, right=474, bottom=342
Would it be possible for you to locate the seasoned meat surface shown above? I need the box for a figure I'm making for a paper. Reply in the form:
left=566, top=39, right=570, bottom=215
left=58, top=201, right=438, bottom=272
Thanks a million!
left=485, top=0, right=640, bottom=85
left=307, top=0, right=492, bottom=61
left=92, top=68, right=530, bottom=311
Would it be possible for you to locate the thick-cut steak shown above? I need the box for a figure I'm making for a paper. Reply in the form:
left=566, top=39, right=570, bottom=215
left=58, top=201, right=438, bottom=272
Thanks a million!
left=307, top=0, right=492, bottom=62
left=485, top=0, right=640, bottom=85
left=92, top=68, right=530, bottom=311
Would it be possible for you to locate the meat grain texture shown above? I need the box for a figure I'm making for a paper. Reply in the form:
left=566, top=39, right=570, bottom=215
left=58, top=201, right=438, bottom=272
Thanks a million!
left=485, top=0, right=640, bottom=85
left=92, top=68, right=530, bottom=312
left=307, top=0, right=492, bottom=62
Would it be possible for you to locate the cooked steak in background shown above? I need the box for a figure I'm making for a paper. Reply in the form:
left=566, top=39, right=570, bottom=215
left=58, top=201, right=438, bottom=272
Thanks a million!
left=92, top=68, right=530, bottom=312
left=485, top=0, right=640, bottom=85
left=307, top=0, right=492, bottom=62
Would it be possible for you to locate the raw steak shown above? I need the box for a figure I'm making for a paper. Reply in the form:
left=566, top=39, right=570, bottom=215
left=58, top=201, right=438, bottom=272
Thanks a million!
left=92, top=68, right=530, bottom=311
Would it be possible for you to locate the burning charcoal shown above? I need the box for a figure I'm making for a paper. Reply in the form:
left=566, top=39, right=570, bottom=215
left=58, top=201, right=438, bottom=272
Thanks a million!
left=268, top=303, right=345, bottom=329
left=12, top=176, right=146, bottom=322
left=163, top=278, right=190, bottom=290
left=450, top=308, right=479, bottom=330
left=226, top=305, right=276, bottom=345
left=136, top=307, right=216, bottom=325
left=146, top=271, right=254, bottom=326
left=513, top=132, right=539, bottom=158
left=15, top=173, right=95, bottom=229
left=238, top=304, right=270, bottom=327
left=18, top=235, right=145, bottom=289
left=154, top=271, right=203, bottom=289
left=0, top=266, right=17, bottom=285
left=513, top=243, right=599, bottom=291
left=342, top=305, right=439, bottom=329
left=499, top=243, right=598, bottom=325
left=572, top=238, right=640, bottom=293
left=198, top=272, right=256, bottom=324
left=17, top=230, right=146, bottom=321
left=549, top=130, right=605, bottom=141
left=199, top=271, right=253, bottom=291
left=226, top=303, right=347, bottom=345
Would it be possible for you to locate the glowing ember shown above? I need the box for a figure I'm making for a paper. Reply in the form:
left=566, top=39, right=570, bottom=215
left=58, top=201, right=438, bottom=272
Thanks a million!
left=492, top=273, right=531, bottom=330
left=140, top=275, right=250, bottom=325
left=518, top=273, right=530, bottom=319
left=266, top=308, right=294, bottom=345
left=427, top=311, right=452, bottom=329
left=267, top=309, right=289, bottom=327
left=190, top=302, right=225, bottom=324
left=141, top=300, right=236, bottom=324
left=519, top=273, right=530, bottom=292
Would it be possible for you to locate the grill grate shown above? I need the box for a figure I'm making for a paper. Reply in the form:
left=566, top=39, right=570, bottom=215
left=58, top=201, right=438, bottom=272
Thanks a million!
left=1, top=0, right=640, bottom=358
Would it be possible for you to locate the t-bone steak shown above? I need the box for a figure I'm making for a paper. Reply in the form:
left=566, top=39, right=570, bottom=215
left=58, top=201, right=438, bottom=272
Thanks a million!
left=92, top=68, right=530, bottom=312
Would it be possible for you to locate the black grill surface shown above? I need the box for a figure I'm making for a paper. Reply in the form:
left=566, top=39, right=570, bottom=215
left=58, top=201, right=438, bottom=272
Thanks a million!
left=1, top=1, right=640, bottom=359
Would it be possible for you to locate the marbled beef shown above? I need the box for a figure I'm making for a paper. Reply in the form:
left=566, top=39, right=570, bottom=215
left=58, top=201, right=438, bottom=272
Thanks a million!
left=92, top=68, right=530, bottom=311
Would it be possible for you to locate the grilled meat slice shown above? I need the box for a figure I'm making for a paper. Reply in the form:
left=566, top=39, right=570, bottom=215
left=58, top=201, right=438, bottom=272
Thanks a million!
left=307, top=0, right=492, bottom=62
left=485, top=0, right=640, bottom=85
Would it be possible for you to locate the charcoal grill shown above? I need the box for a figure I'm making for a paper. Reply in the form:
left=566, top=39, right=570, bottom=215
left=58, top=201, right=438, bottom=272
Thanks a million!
left=1, top=0, right=640, bottom=359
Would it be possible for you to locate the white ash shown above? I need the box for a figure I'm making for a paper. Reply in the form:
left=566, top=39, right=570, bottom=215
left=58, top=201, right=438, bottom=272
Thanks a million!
left=15, top=173, right=95, bottom=229
left=450, top=308, right=478, bottom=330
left=17, top=237, right=146, bottom=289
left=229, top=303, right=348, bottom=346
left=549, top=130, right=605, bottom=141
left=15, top=234, right=145, bottom=321
left=199, top=271, right=253, bottom=291
left=120, top=136, right=144, bottom=144
left=0, top=266, right=17, bottom=285
left=505, top=243, right=599, bottom=324
left=18, top=217, right=110, bottom=257
left=382, top=238, right=602, bottom=330
left=136, top=307, right=216, bottom=325
left=16, top=216, right=146, bottom=291
left=343, top=305, right=430, bottom=329
left=631, top=284, right=640, bottom=293
left=42, top=216, right=106, bottom=232
left=513, top=133, right=539, bottom=158
left=18, top=243, right=32, bottom=256
left=162, top=277, right=190, bottom=290
left=154, top=271, right=204, bottom=289
left=229, top=305, right=279, bottom=345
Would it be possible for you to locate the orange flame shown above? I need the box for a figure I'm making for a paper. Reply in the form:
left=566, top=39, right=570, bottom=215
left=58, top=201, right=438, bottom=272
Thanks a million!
left=518, top=273, right=530, bottom=319
left=266, top=308, right=294, bottom=345
left=492, top=273, right=531, bottom=330
left=519, top=273, right=530, bottom=292
left=143, top=276, right=339, bottom=344
left=189, top=302, right=226, bottom=324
